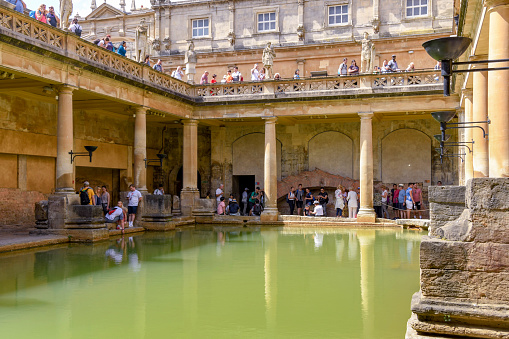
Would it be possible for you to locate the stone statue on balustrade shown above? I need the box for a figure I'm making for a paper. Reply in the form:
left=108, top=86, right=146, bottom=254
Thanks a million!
left=262, top=42, right=276, bottom=78
left=135, top=18, right=148, bottom=62
left=184, top=41, right=197, bottom=83
left=356, top=32, right=375, bottom=74
left=60, top=0, right=73, bottom=29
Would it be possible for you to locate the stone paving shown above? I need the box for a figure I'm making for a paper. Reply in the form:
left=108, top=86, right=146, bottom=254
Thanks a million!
left=0, top=227, right=68, bottom=253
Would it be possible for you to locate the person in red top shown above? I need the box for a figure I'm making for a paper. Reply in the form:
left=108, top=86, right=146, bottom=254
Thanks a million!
left=210, top=74, right=217, bottom=84
left=391, top=184, right=399, bottom=219
left=412, top=183, right=423, bottom=219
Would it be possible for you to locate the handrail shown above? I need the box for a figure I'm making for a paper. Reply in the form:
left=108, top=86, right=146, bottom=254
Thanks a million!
left=0, top=4, right=443, bottom=102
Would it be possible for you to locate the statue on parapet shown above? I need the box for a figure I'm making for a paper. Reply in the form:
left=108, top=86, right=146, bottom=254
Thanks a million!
left=262, top=42, right=276, bottom=78
left=356, top=32, right=375, bottom=74
left=135, top=18, right=148, bottom=62
left=60, top=0, right=73, bottom=29
left=184, top=41, right=197, bottom=83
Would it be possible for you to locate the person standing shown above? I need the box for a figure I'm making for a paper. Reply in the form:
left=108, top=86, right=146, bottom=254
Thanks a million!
left=251, top=64, right=260, bottom=81
left=143, top=55, right=151, bottom=67
left=405, top=183, right=415, bottom=219
left=200, top=71, right=209, bottom=84
left=95, top=186, right=102, bottom=208
left=413, top=183, right=423, bottom=219
left=381, top=185, right=389, bottom=219
left=241, top=188, right=249, bottom=216
left=347, top=188, right=358, bottom=218
left=79, top=181, right=95, bottom=206
left=391, top=184, right=399, bottom=219
left=127, top=184, right=143, bottom=227
left=335, top=185, right=345, bottom=217
left=248, top=187, right=260, bottom=214
left=293, top=69, right=300, bottom=79
left=338, top=58, right=348, bottom=76
left=35, top=4, right=47, bottom=23
left=68, top=18, right=82, bottom=37
left=46, top=6, right=60, bottom=27
left=295, top=184, right=304, bottom=216
left=398, top=184, right=406, bottom=219
left=101, top=186, right=110, bottom=214
left=287, top=186, right=296, bottom=215
left=153, top=59, right=163, bottom=72
left=117, top=41, right=127, bottom=56
left=154, top=185, right=164, bottom=195
left=304, top=188, right=314, bottom=207
left=216, top=184, right=224, bottom=205
left=348, top=60, right=359, bottom=75
left=232, top=66, right=242, bottom=82
left=317, top=187, right=329, bottom=217
left=388, top=55, right=399, bottom=72
left=171, top=66, right=184, bottom=80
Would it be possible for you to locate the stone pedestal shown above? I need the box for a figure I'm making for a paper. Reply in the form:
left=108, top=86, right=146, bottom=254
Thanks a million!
left=141, top=194, right=174, bottom=231
left=185, top=62, right=196, bottom=84
left=357, top=112, right=376, bottom=223
left=180, top=188, right=200, bottom=217
left=406, top=178, right=509, bottom=338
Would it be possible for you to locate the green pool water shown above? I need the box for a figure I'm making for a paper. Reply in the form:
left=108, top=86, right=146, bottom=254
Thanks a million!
left=0, top=226, right=422, bottom=338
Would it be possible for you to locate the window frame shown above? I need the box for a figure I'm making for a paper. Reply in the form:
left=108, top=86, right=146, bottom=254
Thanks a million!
left=327, top=4, right=349, bottom=26
left=404, top=0, right=430, bottom=19
left=189, top=16, right=211, bottom=39
left=253, top=6, right=280, bottom=34
left=324, top=1, right=352, bottom=28
left=257, top=11, right=277, bottom=33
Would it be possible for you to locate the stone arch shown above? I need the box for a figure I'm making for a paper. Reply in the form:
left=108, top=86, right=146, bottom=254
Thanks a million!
left=308, top=131, right=354, bottom=178
left=381, top=128, right=431, bottom=184
left=232, top=132, right=282, bottom=188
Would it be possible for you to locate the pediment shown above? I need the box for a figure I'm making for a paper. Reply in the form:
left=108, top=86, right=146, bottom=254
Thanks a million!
left=86, top=4, right=125, bottom=20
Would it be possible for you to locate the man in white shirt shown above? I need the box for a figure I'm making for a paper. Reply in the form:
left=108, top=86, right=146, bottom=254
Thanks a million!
left=310, top=200, right=324, bottom=216
left=127, top=184, right=143, bottom=227
left=232, top=66, right=242, bottom=82
left=154, top=185, right=164, bottom=195
left=216, top=184, right=224, bottom=204
left=105, top=201, right=125, bottom=230
left=251, top=64, right=260, bottom=81
left=338, top=58, right=348, bottom=76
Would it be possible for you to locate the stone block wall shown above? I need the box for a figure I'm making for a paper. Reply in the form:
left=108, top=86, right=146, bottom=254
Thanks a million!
left=0, top=188, right=47, bottom=227
left=428, top=185, right=465, bottom=237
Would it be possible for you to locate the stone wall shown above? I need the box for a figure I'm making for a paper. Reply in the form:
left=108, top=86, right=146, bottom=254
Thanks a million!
left=0, top=188, right=47, bottom=227
left=428, top=185, right=465, bottom=237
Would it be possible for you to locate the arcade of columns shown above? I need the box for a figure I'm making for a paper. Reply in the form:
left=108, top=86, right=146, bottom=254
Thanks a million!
left=52, top=0, right=508, bottom=220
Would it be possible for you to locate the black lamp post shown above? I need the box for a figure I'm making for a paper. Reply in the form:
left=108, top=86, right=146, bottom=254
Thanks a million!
left=69, top=146, right=98, bottom=163
left=144, top=153, right=167, bottom=168
left=422, top=36, right=509, bottom=97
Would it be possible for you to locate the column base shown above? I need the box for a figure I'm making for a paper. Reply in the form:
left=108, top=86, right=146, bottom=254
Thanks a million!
left=55, top=188, right=76, bottom=194
left=260, top=207, right=279, bottom=222
left=356, top=207, right=377, bottom=223
left=180, top=188, right=200, bottom=216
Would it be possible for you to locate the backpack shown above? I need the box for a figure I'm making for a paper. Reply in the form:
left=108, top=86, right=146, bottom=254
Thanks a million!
left=93, top=39, right=100, bottom=45
left=74, top=26, right=82, bottom=37
left=29, top=11, right=36, bottom=18
left=253, top=204, right=261, bottom=215
left=80, top=188, right=90, bottom=205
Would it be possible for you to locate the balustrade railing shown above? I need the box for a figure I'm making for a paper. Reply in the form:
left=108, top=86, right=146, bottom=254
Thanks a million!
left=0, top=4, right=443, bottom=102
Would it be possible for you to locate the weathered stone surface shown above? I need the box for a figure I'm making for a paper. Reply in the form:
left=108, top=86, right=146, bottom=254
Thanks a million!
left=142, top=194, right=172, bottom=218
left=467, top=210, right=509, bottom=244
left=467, top=178, right=509, bottom=211
left=420, top=237, right=509, bottom=272
left=429, top=185, right=466, bottom=204
left=420, top=269, right=509, bottom=302
left=66, top=205, right=105, bottom=228
left=435, top=208, right=472, bottom=241
left=66, top=228, right=109, bottom=242
left=34, top=200, right=48, bottom=227
left=192, top=198, right=216, bottom=216
left=429, top=203, right=466, bottom=237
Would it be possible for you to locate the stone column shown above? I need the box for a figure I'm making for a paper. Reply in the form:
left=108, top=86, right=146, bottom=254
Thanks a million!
left=487, top=0, right=509, bottom=177
left=472, top=63, right=489, bottom=177
left=133, top=106, right=148, bottom=193
left=457, top=109, right=465, bottom=186
left=357, top=112, right=376, bottom=223
left=55, top=85, right=75, bottom=193
left=261, top=117, right=279, bottom=222
left=181, top=119, right=200, bottom=216
left=463, top=90, right=474, bottom=182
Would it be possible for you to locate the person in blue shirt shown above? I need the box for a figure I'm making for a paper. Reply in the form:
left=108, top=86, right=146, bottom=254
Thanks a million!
left=398, top=184, right=405, bottom=219
left=405, top=183, right=415, bottom=219
left=117, top=41, right=127, bottom=57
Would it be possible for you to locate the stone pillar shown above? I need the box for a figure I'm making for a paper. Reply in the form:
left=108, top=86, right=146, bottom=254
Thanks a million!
left=463, top=90, right=474, bottom=182
left=357, top=113, right=376, bottom=223
left=457, top=109, right=465, bottom=186
left=133, top=106, right=148, bottom=193
left=472, top=63, right=489, bottom=177
left=181, top=119, right=200, bottom=216
left=55, top=86, right=75, bottom=193
left=261, top=117, right=279, bottom=222
left=487, top=0, right=509, bottom=177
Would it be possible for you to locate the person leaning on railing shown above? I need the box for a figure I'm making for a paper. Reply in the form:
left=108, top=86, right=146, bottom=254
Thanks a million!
left=117, top=41, right=127, bottom=57
left=68, top=18, right=82, bottom=37
left=6, top=0, right=27, bottom=14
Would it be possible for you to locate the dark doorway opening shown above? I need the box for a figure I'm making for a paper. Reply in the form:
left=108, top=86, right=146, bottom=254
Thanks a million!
left=176, top=167, right=202, bottom=197
left=232, top=175, right=255, bottom=201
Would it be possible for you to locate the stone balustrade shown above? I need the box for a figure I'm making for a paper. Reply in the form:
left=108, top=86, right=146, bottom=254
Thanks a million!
left=0, top=4, right=443, bottom=103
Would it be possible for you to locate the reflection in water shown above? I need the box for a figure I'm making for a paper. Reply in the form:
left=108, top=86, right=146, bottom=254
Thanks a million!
left=0, top=227, right=422, bottom=339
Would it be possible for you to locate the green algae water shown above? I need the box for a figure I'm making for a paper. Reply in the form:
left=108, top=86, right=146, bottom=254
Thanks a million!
left=0, top=227, right=422, bottom=338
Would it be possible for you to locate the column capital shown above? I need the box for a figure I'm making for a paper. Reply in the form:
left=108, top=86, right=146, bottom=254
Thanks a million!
left=358, top=112, right=374, bottom=120
left=136, top=106, right=149, bottom=115
left=182, top=119, right=199, bottom=126
left=263, top=116, right=278, bottom=124
left=56, top=85, right=77, bottom=94
left=484, top=0, right=509, bottom=10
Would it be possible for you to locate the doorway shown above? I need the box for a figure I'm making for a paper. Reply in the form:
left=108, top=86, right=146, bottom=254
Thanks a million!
left=176, top=167, right=202, bottom=197
left=232, top=175, right=255, bottom=201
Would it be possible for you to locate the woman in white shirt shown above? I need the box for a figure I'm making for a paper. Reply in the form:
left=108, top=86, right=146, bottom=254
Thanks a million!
left=334, top=185, right=345, bottom=217
left=171, top=66, right=183, bottom=80
left=381, top=185, right=389, bottom=219
left=346, top=188, right=358, bottom=218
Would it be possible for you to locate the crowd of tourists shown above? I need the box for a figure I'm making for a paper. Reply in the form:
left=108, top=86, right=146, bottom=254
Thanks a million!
left=215, top=184, right=265, bottom=216
left=79, top=181, right=144, bottom=232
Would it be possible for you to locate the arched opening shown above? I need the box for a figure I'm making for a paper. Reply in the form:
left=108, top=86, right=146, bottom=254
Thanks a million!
left=176, top=167, right=202, bottom=197
left=308, top=131, right=354, bottom=178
